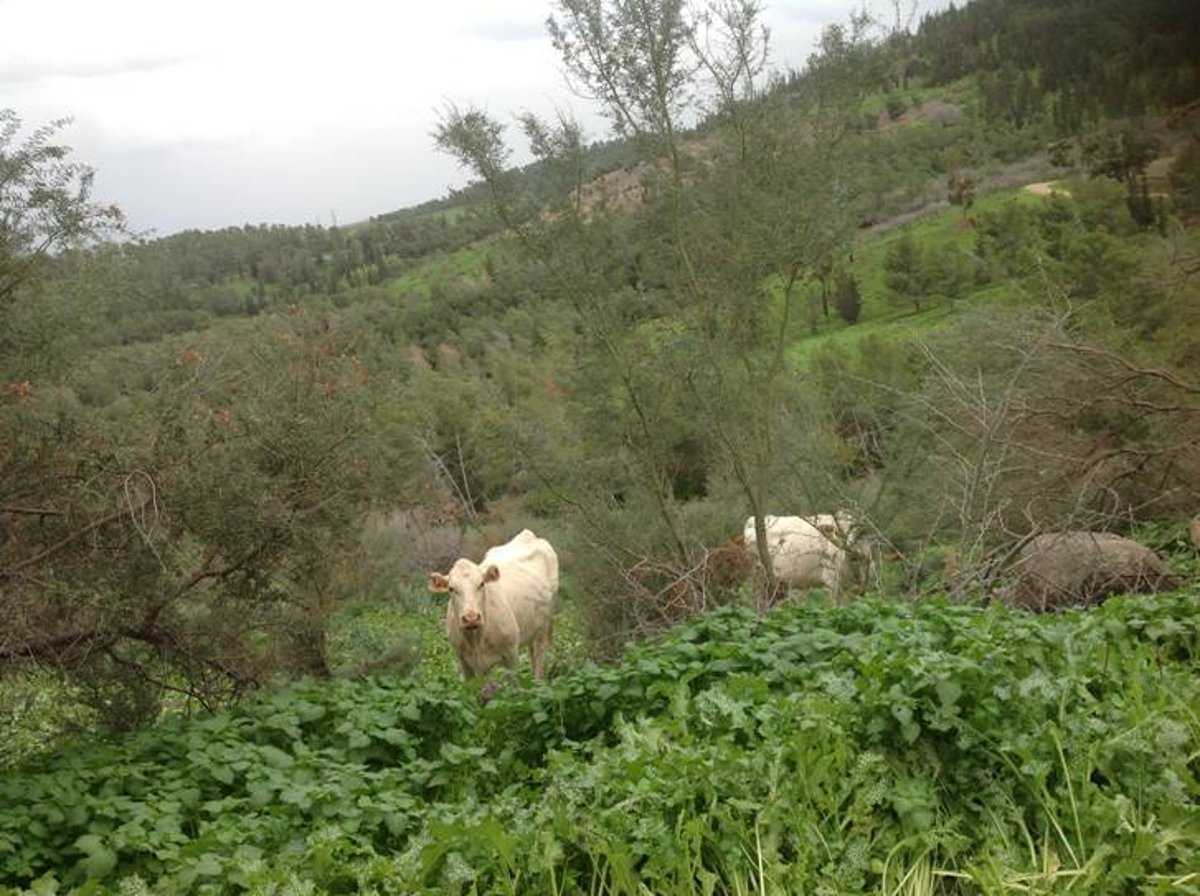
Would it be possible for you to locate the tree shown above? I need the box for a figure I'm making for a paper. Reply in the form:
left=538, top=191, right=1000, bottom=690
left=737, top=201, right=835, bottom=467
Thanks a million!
left=1124, top=174, right=1159, bottom=231
left=1081, top=120, right=1161, bottom=187
left=1078, top=122, right=1166, bottom=235
left=0, top=109, right=124, bottom=308
left=947, top=171, right=976, bottom=219
left=833, top=270, right=862, bottom=324
left=924, top=243, right=975, bottom=303
left=1168, top=140, right=1200, bottom=224
left=1, top=313, right=415, bottom=726
left=883, top=231, right=930, bottom=313
left=437, top=1, right=883, bottom=624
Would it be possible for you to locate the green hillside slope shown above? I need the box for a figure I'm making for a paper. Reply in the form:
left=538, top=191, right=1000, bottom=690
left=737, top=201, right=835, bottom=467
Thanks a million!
left=3, top=4, right=1199, bottom=861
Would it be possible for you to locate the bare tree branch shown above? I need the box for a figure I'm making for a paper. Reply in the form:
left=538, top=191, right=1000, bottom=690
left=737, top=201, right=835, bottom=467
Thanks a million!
left=1, top=499, right=149, bottom=580
left=1046, top=341, right=1200, bottom=396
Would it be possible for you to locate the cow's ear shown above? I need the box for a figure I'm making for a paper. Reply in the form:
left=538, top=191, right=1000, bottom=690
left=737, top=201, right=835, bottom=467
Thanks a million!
left=429, top=572, right=451, bottom=593
left=483, top=565, right=501, bottom=583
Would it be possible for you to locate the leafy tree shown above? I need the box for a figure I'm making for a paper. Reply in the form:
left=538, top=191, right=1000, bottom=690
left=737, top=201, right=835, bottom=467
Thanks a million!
left=947, top=171, right=976, bottom=219
left=437, top=1, right=882, bottom=623
left=1081, top=120, right=1161, bottom=187
left=1, top=314, right=416, bottom=725
left=924, top=243, right=976, bottom=303
left=1047, top=137, right=1076, bottom=169
left=1124, top=174, right=1159, bottom=231
left=1, top=111, right=126, bottom=381
left=0, top=109, right=125, bottom=308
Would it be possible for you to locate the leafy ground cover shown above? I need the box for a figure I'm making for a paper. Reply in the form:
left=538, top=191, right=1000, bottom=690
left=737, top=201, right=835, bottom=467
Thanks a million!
left=2, top=591, right=1198, bottom=894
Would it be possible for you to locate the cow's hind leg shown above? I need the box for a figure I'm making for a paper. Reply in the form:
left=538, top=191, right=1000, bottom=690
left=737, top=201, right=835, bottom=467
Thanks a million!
left=529, top=625, right=553, bottom=680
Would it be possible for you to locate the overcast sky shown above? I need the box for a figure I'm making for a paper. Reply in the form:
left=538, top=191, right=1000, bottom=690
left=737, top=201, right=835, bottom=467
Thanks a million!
left=2, top=0, right=926, bottom=237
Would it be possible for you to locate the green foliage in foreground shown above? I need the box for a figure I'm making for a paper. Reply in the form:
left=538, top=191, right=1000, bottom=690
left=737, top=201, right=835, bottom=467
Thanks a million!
left=3, top=594, right=1199, bottom=894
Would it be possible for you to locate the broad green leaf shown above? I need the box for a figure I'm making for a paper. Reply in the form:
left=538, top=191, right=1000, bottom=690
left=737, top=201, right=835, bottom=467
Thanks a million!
left=73, top=834, right=117, bottom=879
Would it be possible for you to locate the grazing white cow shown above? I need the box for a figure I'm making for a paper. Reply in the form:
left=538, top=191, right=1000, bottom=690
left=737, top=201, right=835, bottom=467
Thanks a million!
left=743, top=512, right=870, bottom=598
left=429, top=529, right=558, bottom=680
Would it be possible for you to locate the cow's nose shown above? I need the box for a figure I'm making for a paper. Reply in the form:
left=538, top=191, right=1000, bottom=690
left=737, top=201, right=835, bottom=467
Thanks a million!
left=461, top=612, right=481, bottom=628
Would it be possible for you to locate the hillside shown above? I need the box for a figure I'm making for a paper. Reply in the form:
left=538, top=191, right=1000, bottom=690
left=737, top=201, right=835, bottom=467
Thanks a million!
left=3, top=0, right=1200, bottom=890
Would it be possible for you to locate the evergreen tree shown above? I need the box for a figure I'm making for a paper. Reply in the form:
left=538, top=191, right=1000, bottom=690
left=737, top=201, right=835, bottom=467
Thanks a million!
left=883, top=231, right=929, bottom=313
left=833, top=271, right=862, bottom=324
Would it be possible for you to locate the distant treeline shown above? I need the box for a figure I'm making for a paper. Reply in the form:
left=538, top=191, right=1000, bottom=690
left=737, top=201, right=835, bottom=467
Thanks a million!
left=132, top=210, right=497, bottom=297
left=41, top=0, right=1200, bottom=350
left=913, top=0, right=1200, bottom=130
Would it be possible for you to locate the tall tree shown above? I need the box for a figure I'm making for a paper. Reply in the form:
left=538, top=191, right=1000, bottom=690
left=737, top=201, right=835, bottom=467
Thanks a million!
left=438, top=1, right=881, bottom=616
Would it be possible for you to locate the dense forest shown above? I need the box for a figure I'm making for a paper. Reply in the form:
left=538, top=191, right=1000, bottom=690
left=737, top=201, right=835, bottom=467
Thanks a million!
left=2, top=0, right=1200, bottom=890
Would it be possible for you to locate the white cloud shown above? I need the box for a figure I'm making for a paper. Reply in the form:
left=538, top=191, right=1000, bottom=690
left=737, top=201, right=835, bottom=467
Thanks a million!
left=1, top=0, right=931, bottom=234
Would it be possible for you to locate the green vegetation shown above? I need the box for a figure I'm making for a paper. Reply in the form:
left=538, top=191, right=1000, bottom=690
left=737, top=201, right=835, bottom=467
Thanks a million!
left=3, top=0, right=1200, bottom=890
left=3, top=592, right=1199, bottom=893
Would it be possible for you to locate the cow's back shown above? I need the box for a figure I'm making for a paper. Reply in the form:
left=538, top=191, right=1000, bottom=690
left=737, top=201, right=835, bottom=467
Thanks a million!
left=482, top=529, right=559, bottom=593
left=483, top=529, right=558, bottom=645
left=744, top=515, right=835, bottom=588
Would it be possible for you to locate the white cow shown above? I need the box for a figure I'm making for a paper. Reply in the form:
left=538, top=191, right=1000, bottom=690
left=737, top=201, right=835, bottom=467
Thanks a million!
left=429, top=529, right=558, bottom=680
left=743, top=512, right=870, bottom=598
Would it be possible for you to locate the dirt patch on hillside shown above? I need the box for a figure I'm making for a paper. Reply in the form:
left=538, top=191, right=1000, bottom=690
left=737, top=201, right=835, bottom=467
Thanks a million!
left=574, top=138, right=722, bottom=217
left=576, top=166, right=648, bottom=216
left=1023, top=152, right=1178, bottom=198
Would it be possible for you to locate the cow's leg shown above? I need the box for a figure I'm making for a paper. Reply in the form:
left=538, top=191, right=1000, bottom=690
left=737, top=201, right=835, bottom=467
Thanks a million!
left=458, top=655, right=476, bottom=680
left=501, top=646, right=520, bottom=674
left=529, top=640, right=542, bottom=680
left=530, top=632, right=552, bottom=680
left=526, top=613, right=554, bottom=680
left=823, top=558, right=844, bottom=603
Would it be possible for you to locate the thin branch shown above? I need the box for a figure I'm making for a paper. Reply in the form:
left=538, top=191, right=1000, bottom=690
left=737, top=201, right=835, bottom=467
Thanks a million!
left=1046, top=341, right=1200, bottom=396
left=0, top=506, right=63, bottom=517
left=415, top=434, right=478, bottom=523
left=1, top=500, right=149, bottom=579
left=0, top=627, right=117, bottom=663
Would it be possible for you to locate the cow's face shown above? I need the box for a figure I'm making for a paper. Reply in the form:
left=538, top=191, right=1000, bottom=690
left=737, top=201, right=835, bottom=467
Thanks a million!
left=430, top=560, right=500, bottom=631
